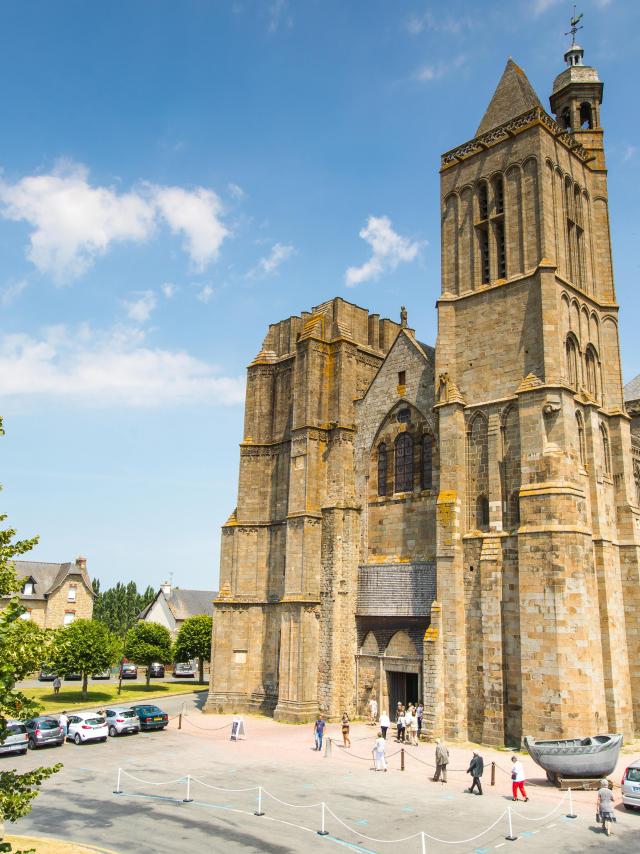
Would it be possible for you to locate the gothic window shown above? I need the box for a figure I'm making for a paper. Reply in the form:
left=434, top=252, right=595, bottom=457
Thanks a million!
left=467, top=413, right=489, bottom=530
left=478, top=225, right=490, bottom=285
left=601, top=424, right=612, bottom=476
left=580, top=102, right=593, bottom=130
left=476, top=494, right=489, bottom=531
left=492, top=176, right=504, bottom=215
left=576, top=411, right=586, bottom=468
left=501, top=405, right=521, bottom=530
left=394, top=433, right=414, bottom=493
left=561, top=107, right=571, bottom=131
left=634, top=460, right=640, bottom=506
left=509, top=491, right=520, bottom=527
left=494, top=219, right=506, bottom=279
left=421, top=433, right=433, bottom=491
left=478, top=183, right=488, bottom=220
left=566, top=335, right=579, bottom=388
left=377, top=443, right=387, bottom=497
left=585, top=346, right=598, bottom=400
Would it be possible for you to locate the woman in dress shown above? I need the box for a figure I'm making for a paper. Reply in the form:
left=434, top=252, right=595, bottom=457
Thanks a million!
left=372, top=731, right=388, bottom=771
left=596, top=779, right=615, bottom=836
left=341, top=712, right=351, bottom=748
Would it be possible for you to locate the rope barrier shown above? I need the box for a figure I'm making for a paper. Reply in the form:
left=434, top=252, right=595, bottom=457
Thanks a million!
left=180, top=717, right=230, bottom=732
left=261, top=789, right=323, bottom=809
left=512, top=791, right=568, bottom=821
left=119, top=770, right=187, bottom=786
left=190, top=777, right=259, bottom=794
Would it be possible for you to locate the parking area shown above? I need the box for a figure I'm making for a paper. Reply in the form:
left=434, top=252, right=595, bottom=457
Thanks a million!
left=5, top=694, right=639, bottom=853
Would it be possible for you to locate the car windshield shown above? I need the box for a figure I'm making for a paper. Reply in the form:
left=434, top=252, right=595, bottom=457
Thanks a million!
left=39, top=720, right=59, bottom=730
left=122, top=710, right=137, bottom=719
left=85, top=718, right=104, bottom=726
left=138, top=706, right=160, bottom=714
left=627, top=768, right=640, bottom=783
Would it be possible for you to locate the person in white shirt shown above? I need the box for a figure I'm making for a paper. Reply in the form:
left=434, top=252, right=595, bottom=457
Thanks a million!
left=408, top=705, right=419, bottom=746
left=372, top=732, right=388, bottom=771
left=511, top=756, right=528, bottom=801
left=379, top=711, right=390, bottom=739
left=58, top=711, right=68, bottom=741
left=369, top=696, right=378, bottom=725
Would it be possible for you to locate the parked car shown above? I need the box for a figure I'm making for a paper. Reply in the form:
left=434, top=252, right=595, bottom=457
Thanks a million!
left=621, top=760, right=640, bottom=809
left=0, top=721, right=28, bottom=756
left=105, top=707, right=140, bottom=737
left=148, top=662, right=165, bottom=678
left=66, top=712, right=108, bottom=745
left=119, top=663, right=138, bottom=680
left=92, top=669, right=111, bottom=680
left=38, top=668, right=57, bottom=682
left=172, top=662, right=195, bottom=678
left=24, top=716, right=64, bottom=749
left=129, top=704, right=169, bottom=731
left=64, top=672, right=82, bottom=681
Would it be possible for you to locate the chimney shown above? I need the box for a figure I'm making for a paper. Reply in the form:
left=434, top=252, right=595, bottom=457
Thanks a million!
left=75, top=556, right=87, bottom=570
left=161, top=581, right=172, bottom=598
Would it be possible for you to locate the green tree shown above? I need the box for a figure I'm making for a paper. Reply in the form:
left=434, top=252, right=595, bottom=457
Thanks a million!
left=124, top=622, right=172, bottom=685
left=173, top=614, right=213, bottom=683
left=51, top=619, right=121, bottom=699
left=92, top=580, right=156, bottom=637
left=0, top=419, right=60, bottom=851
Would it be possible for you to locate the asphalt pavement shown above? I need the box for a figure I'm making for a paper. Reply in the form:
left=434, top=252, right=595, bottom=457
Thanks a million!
left=6, top=693, right=639, bottom=854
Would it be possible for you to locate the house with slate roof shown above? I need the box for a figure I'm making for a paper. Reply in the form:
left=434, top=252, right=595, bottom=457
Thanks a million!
left=138, top=581, right=217, bottom=637
left=4, top=557, right=94, bottom=627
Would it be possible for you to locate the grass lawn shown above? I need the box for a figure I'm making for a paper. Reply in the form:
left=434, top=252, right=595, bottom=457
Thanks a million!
left=23, top=681, right=206, bottom=713
left=5, top=836, right=118, bottom=854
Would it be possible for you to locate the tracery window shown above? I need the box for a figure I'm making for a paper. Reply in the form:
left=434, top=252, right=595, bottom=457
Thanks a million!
left=601, top=424, right=612, bottom=476
left=377, top=443, right=387, bottom=497
left=421, top=434, right=433, bottom=491
left=476, top=494, right=490, bottom=531
left=566, top=335, right=579, bottom=388
left=585, top=346, right=598, bottom=400
left=394, top=433, right=414, bottom=493
left=576, top=411, right=587, bottom=468
left=634, top=460, right=640, bottom=506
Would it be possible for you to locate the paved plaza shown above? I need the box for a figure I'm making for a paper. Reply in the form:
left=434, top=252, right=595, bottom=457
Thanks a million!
left=9, top=692, right=639, bottom=853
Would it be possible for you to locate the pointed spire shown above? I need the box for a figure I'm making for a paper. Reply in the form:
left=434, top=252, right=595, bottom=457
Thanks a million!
left=476, top=59, right=543, bottom=136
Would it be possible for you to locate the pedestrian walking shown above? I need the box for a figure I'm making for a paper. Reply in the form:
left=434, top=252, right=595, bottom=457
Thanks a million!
left=510, top=756, right=529, bottom=801
left=596, top=779, right=615, bottom=836
left=396, top=704, right=406, bottom=743
left=379, top=710, right=390, bottom=739
left=466, top=750, right=484, bottom=795
left=58, top=711, right=68, bottom=739
left=341, top=712, right=351, bottom=748
left=313, top=715, right=326, bottom=751
left=409, top=706, right=419, bottom=746
left=432, top=739, right=449, bottom=783
left=369, top=696, right=378, bottom=725
left=52, top=676, right=61, bottom=695
left=372, top=732, right=388, bottom=772
left=416, top=702, right=423, bottom=739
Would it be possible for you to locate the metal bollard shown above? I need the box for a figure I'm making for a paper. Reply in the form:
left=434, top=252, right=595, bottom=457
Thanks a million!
left=491, top=761, right=496, bottom=786
left=113, top=768, right=123, bottom=794
left=324, top=736, right=332, bottom=758
left=421, top=831, right=427, bottom=854
left=505, top=806, right=517, bottom=841
left=183, top=775, right=193, bottom=803
left=254, top=786, right=265, bottom=816
left=178, top=713, right=182, bottom=730
left=317, top=802, right=329, bottom=836
left=566, top=788, right=577, bottom=819
left=401, top=748, right=405, bottom=771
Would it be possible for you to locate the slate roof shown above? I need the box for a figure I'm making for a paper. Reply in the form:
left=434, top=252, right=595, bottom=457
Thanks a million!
left=624, top=373, right=640, bottom=403
left=477, top=59, right=544, bottom=136
left=356, top=563, right=436, bottom=618
left=11, top=560, right=92, bottom=601
left=167, top=588, right=217, bottom=621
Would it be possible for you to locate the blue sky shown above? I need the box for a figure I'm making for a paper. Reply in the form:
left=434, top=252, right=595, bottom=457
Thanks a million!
left=1, top=0, right=638, bottom=590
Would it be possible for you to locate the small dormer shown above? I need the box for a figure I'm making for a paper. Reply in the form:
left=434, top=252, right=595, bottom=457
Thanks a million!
left=22, top=577, right=36, bottom=596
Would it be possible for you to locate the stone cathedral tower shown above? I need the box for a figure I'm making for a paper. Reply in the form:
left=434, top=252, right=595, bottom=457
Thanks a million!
left=207, top=43, right=640, bottom=744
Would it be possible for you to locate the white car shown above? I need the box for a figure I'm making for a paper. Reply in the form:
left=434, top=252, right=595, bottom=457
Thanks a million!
left=66, top=712, right=109, bottom=745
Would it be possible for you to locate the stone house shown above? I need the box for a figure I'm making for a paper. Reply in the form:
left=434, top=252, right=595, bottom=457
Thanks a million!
left=138, top=582, right=217, bottom=638
left=207, top=43, right=640, bottom=745
left=5, top=557, right=94, bottom=628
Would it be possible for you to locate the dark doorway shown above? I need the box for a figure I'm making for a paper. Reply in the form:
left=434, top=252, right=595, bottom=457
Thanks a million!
left=387, top=671, right=419, bottom=714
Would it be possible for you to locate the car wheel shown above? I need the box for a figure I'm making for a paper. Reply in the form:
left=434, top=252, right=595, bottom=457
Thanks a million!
left=109, top=726, right=117, bottom=737
left=56, top=741, right=63, bottom=747
left=74, top=733, right=82, bottom=745
left=27, top=738, right=36, bottom=750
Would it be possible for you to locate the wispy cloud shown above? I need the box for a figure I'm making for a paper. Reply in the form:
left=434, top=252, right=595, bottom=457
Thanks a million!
left=413, top=54, right=466, bottom=83
left=268, top=0, right=293, bottom=33
left=0, top=323, right=245, bottom=408
left=0, top=161, right=231, bottom=282
left=345, top=216, right=423, bottom=287
left=123, top=290, right=157, bottom=323
left=530, top=0, right=561, bottom=15
left=248, top=242, right=295, bottom=278
left=197, top=284, right=215, bottom=303
left=623, top=145, right=637, bottom=162
left=1, top=278, right=28, bottom=306
left=227, top=182, right=246, bottom=200
left=161, top=282, right=177, bottom=298
left=407, top=11, right=475, bottom=35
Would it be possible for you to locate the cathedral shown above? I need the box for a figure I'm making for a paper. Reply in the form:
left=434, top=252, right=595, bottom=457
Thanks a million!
left=206, top=41, right=640, bottom=746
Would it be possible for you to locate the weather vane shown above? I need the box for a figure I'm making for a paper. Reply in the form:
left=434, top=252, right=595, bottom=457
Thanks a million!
left=565, top=5, right=583, bottom=46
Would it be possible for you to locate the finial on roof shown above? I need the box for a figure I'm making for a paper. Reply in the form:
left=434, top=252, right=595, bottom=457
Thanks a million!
left=565, top=5, right=584, bottom=47
left=400, top=306, right=408, bottom=328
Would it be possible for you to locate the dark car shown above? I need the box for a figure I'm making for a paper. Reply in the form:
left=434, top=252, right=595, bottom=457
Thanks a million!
left=92, top=669, right=111, bottom=679
left=64, top=672, right=82, bottom=681
left=129, top=704, right=169, bottom=731
left=148, top=662, right=165, bottom=678
left=24, top=716, right=65, bottom=749
left=38, top=668, right=57, bottom=682
left=119, top=664, right=138, bottom=679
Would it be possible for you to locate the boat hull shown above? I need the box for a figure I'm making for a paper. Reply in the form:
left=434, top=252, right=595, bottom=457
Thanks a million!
left=524, top=734, right=623, bottom=779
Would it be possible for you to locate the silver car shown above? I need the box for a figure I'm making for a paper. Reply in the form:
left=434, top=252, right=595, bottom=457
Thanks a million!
left=621, top=759, right=640, bottom=809
left=24, top=716, right=65, bottom=749
left=105, top=707, right=140, bottom=737
left=0, top=720, right=28, bottom=756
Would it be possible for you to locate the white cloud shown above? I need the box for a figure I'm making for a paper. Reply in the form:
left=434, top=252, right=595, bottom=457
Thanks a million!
left=152, top=186, right=229, bottom=272
left=531, top=0, right=561, bottom=14
left=623, top=144, right=637, bottom=162
left=0, top=323, right=245, bottom=408
left=407, top=11, right=474, bottom=35
left=248, top=242, right=295, bottom=278
left=197, top=284, right=215, bottom=303
left=161, top=282, right=177, bottom=298
left=123, top=290, right=156, bottom=323
left=345, top=216, right=423, bottom=287
left=227, top=182, right=246, bottom=200
left=0, top=161, right=231, bottom=282
left=413, top=55, right=466, bottom=82
left=268, top=0, right=292, bottom=33
left=1, top=279, right=28, bottom=306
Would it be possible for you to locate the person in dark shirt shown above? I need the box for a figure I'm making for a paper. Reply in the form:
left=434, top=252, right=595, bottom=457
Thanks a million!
left=466, top=750, right=484, bottom=795
left=314, top=715, right=326, bottom=751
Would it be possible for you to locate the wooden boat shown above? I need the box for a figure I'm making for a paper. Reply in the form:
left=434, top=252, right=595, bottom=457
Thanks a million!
left=524, top=734, right=623, bottom=781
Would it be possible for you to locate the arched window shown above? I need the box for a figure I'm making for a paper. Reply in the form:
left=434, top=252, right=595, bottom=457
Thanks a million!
left=377, top=443, right=387, bottom=497
left=634, top=460, right=640, bottom=507
left=566, top=335, right=579, bottom=388
left=478, top=183, right=488, bottom=220
left=421, top=433, right=433, bottom=491
left=509, top=491, right=520, bottom=527
left=585, top=346, right=598, bottom=400
left=576, top=411, right=586, bottom=468
left=476, top=494, right=489, bottom=531
left=580, top=102, right=593, bottom=130
left=394, top=433, right=414, bottom=493
left=492, top=176, right=504, bottom=215
left=600, top=424, right=612, bottom=476
left=561, top=107, right=571, bottom=131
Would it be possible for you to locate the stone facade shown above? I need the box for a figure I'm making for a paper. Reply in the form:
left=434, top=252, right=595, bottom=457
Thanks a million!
left=5, top=557, right=94, bottom=628
left=207, top=48, right=640, bottom=745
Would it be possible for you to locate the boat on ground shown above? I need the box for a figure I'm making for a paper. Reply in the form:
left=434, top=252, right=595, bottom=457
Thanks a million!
left=524, top=734, right=623, bottom=781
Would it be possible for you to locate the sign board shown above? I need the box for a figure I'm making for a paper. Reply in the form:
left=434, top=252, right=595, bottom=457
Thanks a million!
left=230, top=716, right=246, bottom=741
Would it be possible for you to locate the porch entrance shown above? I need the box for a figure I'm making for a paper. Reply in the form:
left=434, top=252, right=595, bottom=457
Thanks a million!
left=387, top=670, right=419, bottom=713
